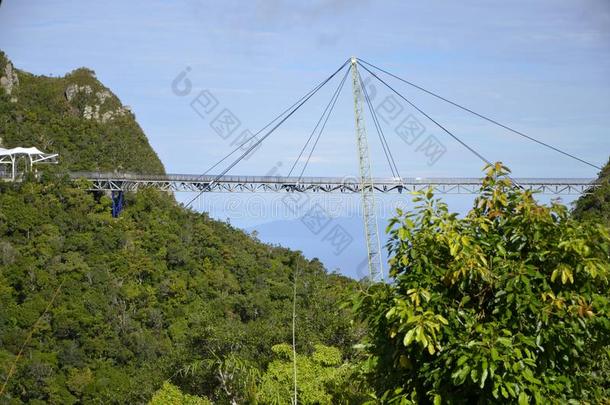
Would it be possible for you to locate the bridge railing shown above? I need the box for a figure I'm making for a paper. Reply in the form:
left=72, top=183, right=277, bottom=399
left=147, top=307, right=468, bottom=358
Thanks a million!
left=69, top=172, right=597, bottom=185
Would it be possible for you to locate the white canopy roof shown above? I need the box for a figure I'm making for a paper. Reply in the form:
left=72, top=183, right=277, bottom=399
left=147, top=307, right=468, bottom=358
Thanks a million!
left=0, top=146, right=58, bottom=166
left=0, top=147, right=47, bottom=156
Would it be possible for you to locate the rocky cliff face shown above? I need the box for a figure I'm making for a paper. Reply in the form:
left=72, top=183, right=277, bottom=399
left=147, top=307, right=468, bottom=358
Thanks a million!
left=65, top=82, right=132, bottom=123
left=0, top=57, right=19, bottom=102
left=0, top=51, right=165, bottom=174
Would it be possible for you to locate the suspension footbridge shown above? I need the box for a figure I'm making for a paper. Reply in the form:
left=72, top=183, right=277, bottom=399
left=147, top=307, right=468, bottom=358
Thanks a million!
left=71, top=172, right=596, bottom=195
left=7, top=57, right=604, bottom=283
left=97, top=57, right=602, bottom=282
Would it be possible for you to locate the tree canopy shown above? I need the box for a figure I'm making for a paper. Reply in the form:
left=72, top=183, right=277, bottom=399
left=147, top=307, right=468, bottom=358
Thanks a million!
left=256, top=343, right=367, bottom=404
left=355, top=163, right=610, bottom=404
left=573, top=158, right=610, bottom=227
left=0, top=175, right=360, bottom=403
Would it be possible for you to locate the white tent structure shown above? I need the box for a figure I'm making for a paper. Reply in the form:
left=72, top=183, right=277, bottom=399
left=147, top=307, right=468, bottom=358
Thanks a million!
left=0, top=146, right=59, bottom=181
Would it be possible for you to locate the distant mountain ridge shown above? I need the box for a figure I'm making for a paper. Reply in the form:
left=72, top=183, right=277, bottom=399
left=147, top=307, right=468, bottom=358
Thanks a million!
left=0, top=51, right=165, bottom=174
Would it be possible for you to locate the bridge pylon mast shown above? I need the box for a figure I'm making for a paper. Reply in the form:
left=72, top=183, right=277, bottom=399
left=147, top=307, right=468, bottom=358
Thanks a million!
left=350, top=57, right=384, bottom=283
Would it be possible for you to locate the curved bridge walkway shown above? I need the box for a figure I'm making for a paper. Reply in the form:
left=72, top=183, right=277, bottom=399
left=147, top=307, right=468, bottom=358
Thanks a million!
left=70, top=172, right=597, bottom=195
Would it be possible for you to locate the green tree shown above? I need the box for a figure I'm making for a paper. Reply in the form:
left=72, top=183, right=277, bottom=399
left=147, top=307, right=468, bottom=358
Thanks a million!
left=148, top=382, right=211, bottom=405
left=257, top=343, right=367, bottom=404
left=573, top=157, right=610, bottom=226
left=354, top=163, right=610, bottom=404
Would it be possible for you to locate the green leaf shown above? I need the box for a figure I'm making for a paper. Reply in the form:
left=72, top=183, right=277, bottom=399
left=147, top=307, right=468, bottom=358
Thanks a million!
left=398, top=228, right=408, bottom=241
left=450, top=242, right=459, bottom=257
left=470, top=368, right=478, bottom=382
left=522, top=367, right=541, bottom=385
left=491, top=347, right=500, bottom=361
left=403, top=329, right=415, bottom=346
left=497, top=337, right=511, bottom=347
left=518, top=391, right=529, bottom=405
left=457, top=366, right=470, bottom=385
left=496, top=243, right=506, bottom=256
left=480, top=367, right=488, bottom=388
left=436, top=315, right=448, bottom=325
left=551, top=269, right=559, bottom=282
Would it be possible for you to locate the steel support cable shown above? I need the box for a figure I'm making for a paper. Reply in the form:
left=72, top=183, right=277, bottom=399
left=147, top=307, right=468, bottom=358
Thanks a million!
left=359, top=71, right=397, bottom=178
left=185, top=60, right=350, bottom=207
left=298, top=67, right=350, bottom=181
left=288, top=66, right=351, bottom=177
left=358, top=70, right=401, bottom=179
left=359, top=62, right=524, bottom=188
left=196, top=58, right=352, bottom=180
left=358, top=58, right=601, bottom=170
left=359, top=71, right=400, bottom=179
left=358, top=62, right=493, bottom=166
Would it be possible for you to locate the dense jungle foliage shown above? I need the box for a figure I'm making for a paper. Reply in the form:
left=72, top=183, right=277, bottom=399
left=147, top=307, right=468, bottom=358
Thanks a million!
left=355, top=164, right=610, bottom=404
left=3, top=164, right=608, bottom=404
left=573, top=158, right=610, bottom=227
left=0, top=174, right=361, bottom=403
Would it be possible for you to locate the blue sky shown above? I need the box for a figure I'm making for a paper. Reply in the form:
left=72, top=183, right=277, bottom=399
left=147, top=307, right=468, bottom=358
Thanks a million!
left=1, top=0, right=609, bottom=276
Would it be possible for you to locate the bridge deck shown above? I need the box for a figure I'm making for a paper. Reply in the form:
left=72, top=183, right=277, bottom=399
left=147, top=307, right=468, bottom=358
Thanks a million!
left=70, top=172, right=597, bottom=195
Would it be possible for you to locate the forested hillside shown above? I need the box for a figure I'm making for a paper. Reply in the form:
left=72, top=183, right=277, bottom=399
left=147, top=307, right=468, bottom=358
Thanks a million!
left=573, top=158, right=610, bottom=226
left=0, top=52, right=164, bottom=174
left=0, top=53, right=363, bottom=403
left=0, top=175, right=361, bottom=403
